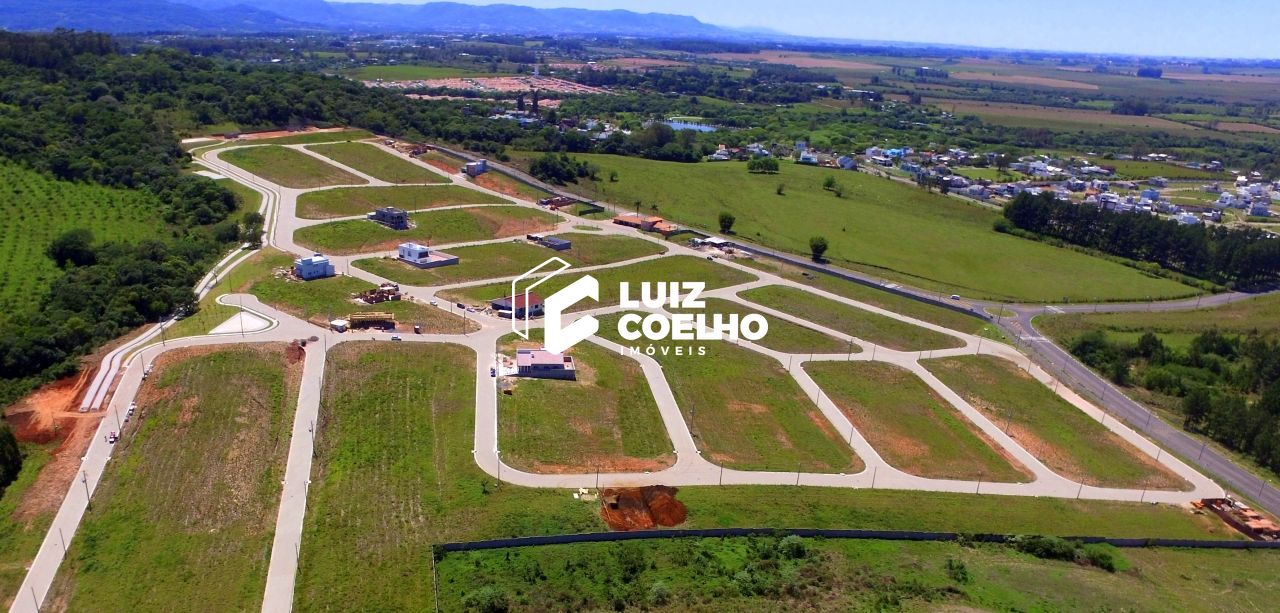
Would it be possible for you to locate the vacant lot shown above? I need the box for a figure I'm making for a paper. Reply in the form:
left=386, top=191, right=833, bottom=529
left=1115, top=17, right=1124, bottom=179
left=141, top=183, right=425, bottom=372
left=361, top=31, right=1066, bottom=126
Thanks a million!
left=222, top=145, right=367, bottom=188
left=295, top=184, right=507, bottom=219
left=472, top=171, right=553, bottom=201
left=736, top=257, right=992, bottom=336
left=354, top=232, right=665, bottom=286
left=293, top=206, right=561, bottom=254
left=741, top=285, right=963, bottom=351
left=295, top=342, right=605, bottom=611
left=668, top=297, right=851, bottom=354
left=438, top=536, right=1277, bottom=612
left=442, top=255, right=756, bottom=310
left=925, top=355, right=1186, bottom=489
left=1101, top=159, right=1229, bottom=180
left=553, top=154, right=1193, bottom=301
left=596, top=316, right=859, bottom=473
left=708, top=50, right=883, bottom=72
left=806, top=361, right=1029, bottom=482
left=48, top=345, right=297, bottom=612
left=245, top=252, right=477, bottom=332
left=0, top=163, right=164, bottom=315
left=498, top=333, right=673, bottom=472
left=307, top=142, right=445, bottom=184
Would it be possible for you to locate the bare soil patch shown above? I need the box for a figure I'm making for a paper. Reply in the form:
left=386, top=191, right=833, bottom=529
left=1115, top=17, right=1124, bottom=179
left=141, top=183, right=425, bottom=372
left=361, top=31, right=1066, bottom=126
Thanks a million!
left=708, top=51, right=883, bottom=71
left=601, top=486, right=687, bottom=531
left=1213, top=122, right=1280, bottom=134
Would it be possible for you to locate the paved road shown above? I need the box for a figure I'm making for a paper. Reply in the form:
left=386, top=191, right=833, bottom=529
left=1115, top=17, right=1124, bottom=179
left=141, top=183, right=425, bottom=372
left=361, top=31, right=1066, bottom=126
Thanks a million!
left=9, top=135, right=1256, bottom=612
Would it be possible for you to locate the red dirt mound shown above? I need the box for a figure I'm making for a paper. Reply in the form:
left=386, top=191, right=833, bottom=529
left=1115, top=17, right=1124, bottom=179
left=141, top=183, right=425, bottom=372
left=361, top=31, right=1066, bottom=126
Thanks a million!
left=600, top=485, right=687, bottom=531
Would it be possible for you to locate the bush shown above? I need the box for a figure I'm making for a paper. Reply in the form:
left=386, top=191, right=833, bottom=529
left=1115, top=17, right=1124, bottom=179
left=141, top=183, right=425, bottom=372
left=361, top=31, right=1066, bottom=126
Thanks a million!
left=809, top=236, right=829, bottom=262
left=0, top=422, right=22, bottom=492
left=992, top=217, right=1013, bottom=233
left=648, top=581, right=671, bottom=606
left=461, top=586, right=508, bottom=613
left=1012, top=535, right=1077, bottom=561
left=945, top=557, right=971, bottom=584
left=778, top=535, right=807, bottom=559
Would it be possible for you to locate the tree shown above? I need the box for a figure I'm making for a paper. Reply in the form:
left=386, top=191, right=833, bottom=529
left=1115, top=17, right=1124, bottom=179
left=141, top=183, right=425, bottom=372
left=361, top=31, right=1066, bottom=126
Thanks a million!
left=822, top=175, right=837, bottom=190
left=747, top=157, right=779, bottom=174
left=718, top=211, right=735, bottom=234
left=809, top=236, right=829, bottom=261
left=0, top=422, right=21, bottom=491
left=46, top=228, right=96, bottom=268
left=1184, top=386, right=1212, bottom=430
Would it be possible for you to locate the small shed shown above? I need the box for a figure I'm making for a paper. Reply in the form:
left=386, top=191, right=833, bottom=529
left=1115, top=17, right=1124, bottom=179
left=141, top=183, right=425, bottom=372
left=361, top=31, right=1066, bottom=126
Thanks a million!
left=539, top=236, right=572, bottom=251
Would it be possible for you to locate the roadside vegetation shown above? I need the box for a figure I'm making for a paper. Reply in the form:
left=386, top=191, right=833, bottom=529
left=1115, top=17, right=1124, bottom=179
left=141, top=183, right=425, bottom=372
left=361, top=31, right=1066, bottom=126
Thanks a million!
left=806, top=361, right=1029, bottom=482
left=222, top=145, right=367, bottom=188
left=295, top=184, right=504, bottom=219
left=48, top=345, right=297, bottom=611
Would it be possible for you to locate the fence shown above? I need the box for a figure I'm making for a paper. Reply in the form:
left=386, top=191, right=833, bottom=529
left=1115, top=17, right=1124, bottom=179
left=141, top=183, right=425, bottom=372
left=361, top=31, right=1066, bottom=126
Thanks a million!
left=438, top=527, right=1280, bottom=553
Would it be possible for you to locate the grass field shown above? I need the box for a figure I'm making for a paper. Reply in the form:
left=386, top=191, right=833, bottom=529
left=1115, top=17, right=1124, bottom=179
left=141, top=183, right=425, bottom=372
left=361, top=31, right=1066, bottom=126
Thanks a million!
left=292, top=206, right=562, bottom=254
left=0, top=443, right=55, bottom=607
left=440, top=255, right=757, bottom=310
left=438, top=536, right=1278, bottom=612
left=497, top=333, right=673, bottom=472
left=740, top=285, right=964, bottom=351
left=295, top=342, right=605, bottom=611
left=806, top=361, right=1029, bottom=482
left=924, top=355, right=1186, bottom=489
left=345, top=64, right=494, bottom=80
left=221, top=145, right=366, bottom=188
left=550, top=154, right=1194, bottom=301
left=0, top=164, right=165, bottom=316
left=1038, top=293, right=1280, bottom=345
left=164, top=248, right=286, bottom=339
left=595, top=315, right=860, bottom=473
left=184, top=129, right=375, bottom=152
left=306, top=142, right=445, bottom=184
left=295, top=184, right=506, bottom=219
left=353, top=232, right=666, bottom=286
left=1102, top=159, right=1229, bottom=180
left=247, top=256, right=478, bottom=333
left=48, top=345, right=296, bottom=612
left=736, top=257, right=993, bottom=336
left=931, top=99, right=1204, bottom=133
left=668, top=297, right=852, bottom=354
left=213, top=177, right=264, bottom=223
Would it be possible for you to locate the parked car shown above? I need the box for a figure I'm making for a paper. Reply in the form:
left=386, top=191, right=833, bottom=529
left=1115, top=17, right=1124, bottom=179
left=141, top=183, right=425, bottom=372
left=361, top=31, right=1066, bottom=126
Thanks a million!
left=390, top=335, right=403, bottom=341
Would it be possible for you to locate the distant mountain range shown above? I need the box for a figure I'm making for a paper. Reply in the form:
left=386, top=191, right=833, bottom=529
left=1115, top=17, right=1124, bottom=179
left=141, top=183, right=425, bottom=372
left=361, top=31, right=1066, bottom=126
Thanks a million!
left=0, top=0, right=737, bottom=37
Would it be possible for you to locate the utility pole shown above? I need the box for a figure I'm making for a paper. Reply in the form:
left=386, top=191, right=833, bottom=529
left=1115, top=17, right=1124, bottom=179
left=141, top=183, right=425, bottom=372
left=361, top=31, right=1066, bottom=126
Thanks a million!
left=81, top=470, right=91, bottom=510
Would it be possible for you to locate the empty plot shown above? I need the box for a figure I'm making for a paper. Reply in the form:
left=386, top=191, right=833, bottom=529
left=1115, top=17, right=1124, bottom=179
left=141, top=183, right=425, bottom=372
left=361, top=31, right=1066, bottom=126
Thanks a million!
left=297, top=342, right=605, bottom=610
left=498, top=334, right=674, bottom=473
left=221, top=145, right=366, bottom=188
left=47, top=345, right=297, bottom=612
left=595, top=316, right=860, bottom=473
left=293, top=205, right=561, bottom=254
left=353, top=232, right=665, bottom=286
left=806, top=361, right=1029, bottom=482
left=668, top=297, right=852, bottom=355
left=741, top=285, right=962, bottom=351
left=296, top=184, right=507, bottom=219
left=441, top=255, right=757, bottom=310
left=924, top=356, right=1187, bottom=489
left=307, top=142, right=446, bottom=184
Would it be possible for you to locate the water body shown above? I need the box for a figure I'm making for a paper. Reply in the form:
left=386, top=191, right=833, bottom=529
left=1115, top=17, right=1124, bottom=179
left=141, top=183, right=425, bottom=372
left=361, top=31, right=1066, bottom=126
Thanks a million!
left=662, top=120, right=717, bottom=133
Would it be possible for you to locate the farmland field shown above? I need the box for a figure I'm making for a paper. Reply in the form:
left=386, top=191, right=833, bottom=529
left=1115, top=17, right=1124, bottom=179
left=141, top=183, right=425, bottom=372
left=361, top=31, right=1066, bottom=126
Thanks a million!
left=0, top=164, right=164, bottom=315
left=497, top=332, right=673, bottom=472
left=344, top=64, right=496, bottom=80
left=306, top=142, right=445, bottom=184
left=668, top=297, right=852, bottom=354
left=550, top=154, right=1196, bottom=301
left=293, top=205, right=562, bottom=254
left=595, top=315, right=860, bottom=473
left=437, top=536, right=1279, bottom=612
left=806, top=361, right=1030, bottom=482
left=353, top=232, right=665, bottom=285
left=931, top=99, right=1202, bottom=133
left=295, top=184, right=507, bottom=219
left=47, top=345, right=298, bottom=612
left=221, top=145, right=367, bottom=188
left=924, top=355, right=1186, bottom=489
left=247, top=256, right=479, bottom=333
left=295, top=342, right=604, bottom=611
left=440, top=255, right=756, bottom=310
left=740, top=285, right=963, bottom=351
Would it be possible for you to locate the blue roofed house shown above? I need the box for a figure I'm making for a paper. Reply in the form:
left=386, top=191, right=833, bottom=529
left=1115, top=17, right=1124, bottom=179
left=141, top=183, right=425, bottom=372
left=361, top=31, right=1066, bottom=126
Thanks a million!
left=837, top=155, right=857, bottom=170
left=294, top=254, right=335, bottom=280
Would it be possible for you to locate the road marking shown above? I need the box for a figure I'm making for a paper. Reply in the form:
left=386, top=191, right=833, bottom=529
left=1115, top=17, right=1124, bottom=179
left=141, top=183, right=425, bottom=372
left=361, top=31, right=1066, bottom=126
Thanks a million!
left=1047, top=306, right=1065, bottom=314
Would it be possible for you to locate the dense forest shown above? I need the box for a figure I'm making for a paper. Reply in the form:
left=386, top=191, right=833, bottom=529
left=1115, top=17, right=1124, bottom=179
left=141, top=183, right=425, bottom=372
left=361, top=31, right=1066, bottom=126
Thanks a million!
left=1000, top=192, right=1280, bottom=286
left=1070, top=329, right=1280, bottom=474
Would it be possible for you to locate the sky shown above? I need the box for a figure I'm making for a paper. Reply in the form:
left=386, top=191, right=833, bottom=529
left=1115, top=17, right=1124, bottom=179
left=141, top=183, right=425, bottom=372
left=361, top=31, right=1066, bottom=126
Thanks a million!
left=332, top=0, right=1280, bottom=59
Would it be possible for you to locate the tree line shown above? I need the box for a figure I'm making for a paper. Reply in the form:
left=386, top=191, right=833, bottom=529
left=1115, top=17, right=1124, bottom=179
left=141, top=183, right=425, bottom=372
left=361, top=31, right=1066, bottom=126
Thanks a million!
left=1070, top=329, right=1280, bottom=475
left=1001, top=192, right=1280, bottom=285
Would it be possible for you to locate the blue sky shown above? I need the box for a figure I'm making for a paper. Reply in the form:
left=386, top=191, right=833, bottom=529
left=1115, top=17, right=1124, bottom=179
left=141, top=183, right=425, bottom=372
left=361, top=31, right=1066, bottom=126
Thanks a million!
left=336, top=0, right=1280, bottom=58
